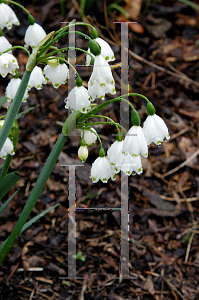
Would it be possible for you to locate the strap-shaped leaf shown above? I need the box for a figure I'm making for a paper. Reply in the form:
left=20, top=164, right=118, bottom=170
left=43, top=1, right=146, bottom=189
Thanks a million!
left=20, top=203, right=60, bottom=234
left=0, top=189, right=19, bottom=215
left=0, top=172, right=20, bottom=201
left=16, top=104, right=40, bottom=119
left=0, top=203, right=60, bottom=253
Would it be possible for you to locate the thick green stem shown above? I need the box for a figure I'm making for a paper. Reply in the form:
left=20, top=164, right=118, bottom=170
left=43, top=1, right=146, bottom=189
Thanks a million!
left=0, top=112, right=81, bottom=265
left=0, top=70, right=31, bottom=153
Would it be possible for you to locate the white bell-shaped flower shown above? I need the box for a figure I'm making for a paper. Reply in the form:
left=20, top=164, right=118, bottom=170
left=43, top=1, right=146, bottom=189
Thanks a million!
left=88, top=54, right=115, bottom=101
left=24, top=23, right=46, bottom=48
left=107, top=139, right=124, bottom=174
left=0, top=137, right=15, bottom=159
left=43, top=63, right=69, bottom=88
left=0, top=53, right=19, bottom=77
left=0, top=36, right=12, bottom=53
left=86, top=37, right=115, bottom=65
left=120, top=154, right=143, bottom=176
left=65, top=85, right=91, bottom=114
left=0, top=3, right=20, bottom=30
left=143, top=114, right=170, bottom=146
left=6, top=78, right=29, bottom=102
left=81, top=128, right=97, bottom=146
left=78, top=146, right=88, bottom=163
left=123, top=126, right=148, bottom=158
left=27, top=66, right=47, bottom=90
left=88, top=79, right=116, bottom=101
left=90, top=148, right=116, bottom=183
left=107, top=138, right=143, bottom=175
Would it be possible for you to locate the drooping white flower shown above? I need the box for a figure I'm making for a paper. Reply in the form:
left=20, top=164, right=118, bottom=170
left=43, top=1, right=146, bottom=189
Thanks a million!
left=143, top=114, right=170, bottom=146
left=24, top=23, right=46, bottom=48
left=0, top=137, right=15, bottom=159
left=86, top=37, right=115, bottom=65
left=0, top=36, right=12, bottom=54
left=123, top=126, right=148, bottom=158
left=107, top=139, right=124, bottom=173
left=81, top=128, right=97, bottom=146
left=0, top=53, right=19, bottom=77
left=120, top=154, right=143, bottom=176
left=27, top=66, right=46, bottom=90
left=107, top=139, right=143, bottom=175
left=65, top=85, right=91, bottom=114
left=78, top=146, right=88, bottom=163
left=88, top=79, right=116, bottom=101
left=6, top=78, right=29, bottom=102
left=43, top=63, right=69, bottom=88
left=90, top=156, right=116, bottom=183
left=0, top=3, right=20, bottom=30
left=88, top=54, right=115, bottom=101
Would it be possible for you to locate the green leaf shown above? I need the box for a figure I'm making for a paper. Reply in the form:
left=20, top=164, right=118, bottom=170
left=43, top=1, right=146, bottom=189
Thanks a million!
left=0, top=96, right=7, bottom=108
left=0, top=172, right=20, bottom=201
left=0, top=203, right=60, bottom=254
left=63, top=281, right=71, bottom=287
left=16, top=104, right=40, bottom=119
left=107, top=3, right=130, bottom=19
left=72, top=251, right=86, bottom=261
left=20, top=203, right=60, bottom=234
left=0, top=189, right=19, bottom=215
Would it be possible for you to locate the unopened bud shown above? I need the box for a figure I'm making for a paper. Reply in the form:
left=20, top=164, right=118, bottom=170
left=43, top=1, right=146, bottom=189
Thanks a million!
left=78, top=146, right=88, bottom=163
left=47, top=58, right=59, bottom=68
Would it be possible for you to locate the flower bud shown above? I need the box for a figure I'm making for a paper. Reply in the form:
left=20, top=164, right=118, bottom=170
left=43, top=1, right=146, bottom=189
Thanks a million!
left=131, top=109, right=141, bottom=126
left=46, top=58, right=59, bottom=68
left=91, top=27, right=99, bottom=39
left=147, top=102, right=156, bottom=116
left=89, top=40, right=101, bottom=56
left=78, top=146, right=88, bottom=163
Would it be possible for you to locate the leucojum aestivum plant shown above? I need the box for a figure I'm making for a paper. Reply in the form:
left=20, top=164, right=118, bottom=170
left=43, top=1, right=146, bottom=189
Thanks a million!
left=0, top=0, right=170, bottom=265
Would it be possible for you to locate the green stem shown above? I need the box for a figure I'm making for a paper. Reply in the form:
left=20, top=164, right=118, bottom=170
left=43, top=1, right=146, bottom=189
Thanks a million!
left=68, top=30, right=92, bottom=41
left=107, top=3, right=130, bottom=18
left=0, top=70, right=31, bottom=153
left=55, top=21, right=95, bottom=37
left=2, top=46, right=30, bottom=57
left=78, top=93, right=149, bottom=123
left=37, top=47, right=93, bottom=64
left=5, top=0, right=33, bottom=16
left=59, top=0, right=65, bottom=16
left=37, top=22, right=94, bottom=58
left=88, top=114, right=127, bottom=135
left=178, top=0, right=199, bottom=11
left=0, top=111, right=81, bottom=266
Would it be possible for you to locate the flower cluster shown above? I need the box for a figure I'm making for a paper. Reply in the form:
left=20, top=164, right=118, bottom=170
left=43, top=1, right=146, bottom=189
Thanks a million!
left=80, top=107, right=170, bottom=184
left=0, top=2, right=170, bottom=181
left=0, top=4, right=48, bottom=106
left=65, top=38, right=116, bottom=112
